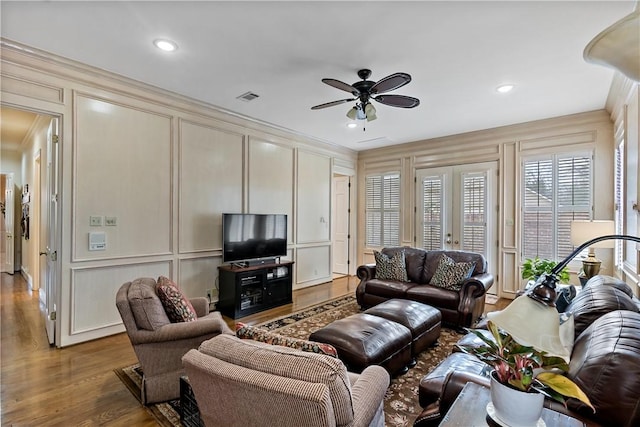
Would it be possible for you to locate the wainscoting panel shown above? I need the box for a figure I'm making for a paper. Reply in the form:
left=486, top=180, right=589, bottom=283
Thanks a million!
left=179, top=120, right=244, bottom=253
left=297, top=150, right=331, bottom=244
left=1, top=71, right=65, bottom=104
left=178, top=256, right=221, bottom=302
left=295, top=245, right=331, bottom=287
left=248, top=138, right=294, bottom=236
left=73, top=94, right=172, bottom=260
left=71, top=261, right=170, bottom=335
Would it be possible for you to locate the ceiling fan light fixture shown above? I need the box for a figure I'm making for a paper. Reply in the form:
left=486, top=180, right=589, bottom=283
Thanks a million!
left=364, top=103, right=377, bottom=121
left=346, top=106, right=358, bottom=120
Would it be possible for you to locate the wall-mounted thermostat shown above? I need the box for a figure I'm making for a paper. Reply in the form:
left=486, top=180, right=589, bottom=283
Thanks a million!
left=89, top=231, right=106, bottom=251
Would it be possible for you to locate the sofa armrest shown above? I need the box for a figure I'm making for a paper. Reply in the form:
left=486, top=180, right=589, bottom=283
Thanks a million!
left=128, top=311, right=232, bottom=344
left=189, top=297, right=209, bottom=318
left=461, top=273, right=494, bottom=297
left=357, top=263, right=377, bottom=281
left=350, top=365, right=390, bottom=427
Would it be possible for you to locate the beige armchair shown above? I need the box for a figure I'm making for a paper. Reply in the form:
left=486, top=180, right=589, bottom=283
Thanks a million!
left=182, top=334, right=390, bottom=427
left=116, top=277, right=233, bottom=404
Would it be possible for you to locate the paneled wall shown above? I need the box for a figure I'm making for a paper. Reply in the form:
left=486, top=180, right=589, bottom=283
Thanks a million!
left=358, top=110, right=615, bottom=298
left=1, top=41, right=356, bottom=346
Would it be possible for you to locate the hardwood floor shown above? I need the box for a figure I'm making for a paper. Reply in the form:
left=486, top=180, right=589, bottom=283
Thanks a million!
left=0, top=272, right=508, bottom=426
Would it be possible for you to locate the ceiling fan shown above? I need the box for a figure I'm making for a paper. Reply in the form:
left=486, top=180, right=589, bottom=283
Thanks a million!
left=311, top=69, right=420, bottom=123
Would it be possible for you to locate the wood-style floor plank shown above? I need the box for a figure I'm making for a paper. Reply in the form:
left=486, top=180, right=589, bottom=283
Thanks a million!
left=0, top=272, right=508, bottom=426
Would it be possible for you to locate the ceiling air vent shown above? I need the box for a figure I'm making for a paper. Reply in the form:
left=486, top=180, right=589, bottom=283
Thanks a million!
left=236, top=91, right=260, bottom=102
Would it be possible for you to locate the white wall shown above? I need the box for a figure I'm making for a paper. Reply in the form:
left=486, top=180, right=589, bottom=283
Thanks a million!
left=1, top=41, right=356, bottom=347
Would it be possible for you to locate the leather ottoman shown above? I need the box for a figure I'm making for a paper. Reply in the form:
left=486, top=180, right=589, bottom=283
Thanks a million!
left=364, top=299, right=441, bottom=358
left=309, top=313, right=412, bottom=376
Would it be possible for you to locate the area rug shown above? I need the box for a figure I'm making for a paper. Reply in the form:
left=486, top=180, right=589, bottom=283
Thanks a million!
left=115, top=294, right=463, bottom=427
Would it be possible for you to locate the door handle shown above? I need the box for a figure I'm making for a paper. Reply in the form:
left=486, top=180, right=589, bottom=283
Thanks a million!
left=445, top=233, right=452, bottom=244
left=454, top=240, right=459, bottom=245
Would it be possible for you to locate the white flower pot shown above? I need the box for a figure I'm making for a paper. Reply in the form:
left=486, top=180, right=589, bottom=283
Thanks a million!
left=490, top=371, right=544, bottom=427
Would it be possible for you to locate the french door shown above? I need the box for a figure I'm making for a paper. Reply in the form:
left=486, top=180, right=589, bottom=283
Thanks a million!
left=415, top=162, right=498, bottom=289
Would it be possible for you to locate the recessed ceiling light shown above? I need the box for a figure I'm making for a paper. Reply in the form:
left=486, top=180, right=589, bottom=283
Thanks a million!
left=347, top=122, right=358, bottom=129
left=496, top=84, right=515, bottom=93
left=153, top=39, right=178, bottom=52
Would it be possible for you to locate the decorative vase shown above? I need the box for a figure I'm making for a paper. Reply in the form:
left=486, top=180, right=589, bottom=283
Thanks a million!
left=489, top=371, right=544, bottom=427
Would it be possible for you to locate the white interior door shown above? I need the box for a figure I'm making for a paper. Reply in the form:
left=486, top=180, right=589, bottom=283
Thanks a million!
left=42, top=119, right=59, bottom=345
left=332, top=175, right=350, bottom=275
left=3, top=173, right=15, bottom=274
left=416, top=162, right=498, bottom=290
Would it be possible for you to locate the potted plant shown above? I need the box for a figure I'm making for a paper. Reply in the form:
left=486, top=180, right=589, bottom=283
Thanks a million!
left=521, top=257, right=570, bottom=283
left=458, top=321, right=593, bottom=426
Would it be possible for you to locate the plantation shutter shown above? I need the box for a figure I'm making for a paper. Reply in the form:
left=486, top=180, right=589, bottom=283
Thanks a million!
left=365, top=172, right=400, bottom=247
left=420, top=175, right=444, bottom=250
left=522, top=153, right=592, bottom=262
left=461, top=172, right=487, bottom=254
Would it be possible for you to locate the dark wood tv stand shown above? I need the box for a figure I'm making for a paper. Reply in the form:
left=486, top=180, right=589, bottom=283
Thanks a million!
left=217, top=261, right=294, bottom=319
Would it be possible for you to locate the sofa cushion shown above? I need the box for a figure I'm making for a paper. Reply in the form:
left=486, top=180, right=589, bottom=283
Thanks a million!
left=583, top=274, right=634, bottom=298
left=374, top=250, right=408, bottom=281
left=566, top=285, right=639, bottom=338
left=127, top=278, right=170, bottom=330
left=156, top=276, right=197, bottom=323
left=235, top=322, right=338, bottom=357
left=199, top=334, right=354, bottom=426
left=363, top=279, right=416, bottom=298
left=406, top=284, right=460, bottom=309
left=382, top=247, right=428, bottom=283
left=429, top=255, right=475, bottom=291
left=568, top=311, right=640, bottom=427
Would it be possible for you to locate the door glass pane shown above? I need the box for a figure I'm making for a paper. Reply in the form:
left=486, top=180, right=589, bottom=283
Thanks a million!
left=421, top=176, right=443, bottom=250
left=461, top=173, right=486, bottom=253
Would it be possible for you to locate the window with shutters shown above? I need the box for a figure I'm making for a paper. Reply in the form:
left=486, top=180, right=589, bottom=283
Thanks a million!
left=614, top=141, right=624, bottom=268
left=522, top=152, right=592, bottom=262
left=365, top=172, right=400, bottom=247
left=420, top=175, right=444, bottom=250
left=462, top=172, right=487, bottom=254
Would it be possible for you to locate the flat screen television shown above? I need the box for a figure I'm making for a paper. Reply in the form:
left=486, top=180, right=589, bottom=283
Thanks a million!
left=222, top=213, right=287, bottom=263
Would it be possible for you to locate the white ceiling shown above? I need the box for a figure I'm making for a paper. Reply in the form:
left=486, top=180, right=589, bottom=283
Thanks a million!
left=1, top=1, right=636, bottom=151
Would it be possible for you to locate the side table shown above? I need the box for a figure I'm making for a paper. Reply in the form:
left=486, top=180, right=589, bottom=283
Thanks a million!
left=439, top=382, right=585, bottom=427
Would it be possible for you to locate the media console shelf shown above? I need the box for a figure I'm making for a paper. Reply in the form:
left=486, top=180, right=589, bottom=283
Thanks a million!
left=217, top=261, right=294, bottom=319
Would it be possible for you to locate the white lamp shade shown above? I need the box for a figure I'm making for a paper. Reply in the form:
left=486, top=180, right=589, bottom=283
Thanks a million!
left=583, top=9, right=640, bottom=82
left=487, top=296, right=570, bottom=360
left=570, top=220, right=615, bottom=248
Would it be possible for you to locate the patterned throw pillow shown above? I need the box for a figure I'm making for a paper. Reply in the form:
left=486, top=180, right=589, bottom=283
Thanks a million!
left=235, top=322, right=338, bottom=357
left=156, top=276, right=197, bottom=323
left=374, top=250, right=408, bottom=281
left=429, top=254, right=475, bottom=291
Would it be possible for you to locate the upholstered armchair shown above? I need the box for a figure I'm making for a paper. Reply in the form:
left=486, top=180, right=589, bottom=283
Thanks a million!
left=182, top=334, right=390, bottom=427
left=116, top=277, right=233, bottom=404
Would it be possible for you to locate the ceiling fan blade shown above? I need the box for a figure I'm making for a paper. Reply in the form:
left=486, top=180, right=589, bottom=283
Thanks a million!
left=373, top=94, right=420, bottom=108
left=322, top=78, right=358, bottom=94
left=311, top=98, right=355, bottom=110
left=370, top=73, right=412, bottom=95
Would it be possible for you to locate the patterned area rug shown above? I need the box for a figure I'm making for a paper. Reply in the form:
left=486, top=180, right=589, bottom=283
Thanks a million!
left=114, top=294, right=462, bottom=427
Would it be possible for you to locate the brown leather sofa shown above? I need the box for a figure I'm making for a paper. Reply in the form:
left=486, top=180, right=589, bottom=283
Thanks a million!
left=414, top=275, right=640, bottom=427
left=356, top=247, right=494, bottom=328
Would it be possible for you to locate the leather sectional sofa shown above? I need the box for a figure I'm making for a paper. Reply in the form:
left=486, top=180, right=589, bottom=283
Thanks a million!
left=414, top=275, right=640, bottom=427
left=356, top=247, right=494, bottom=328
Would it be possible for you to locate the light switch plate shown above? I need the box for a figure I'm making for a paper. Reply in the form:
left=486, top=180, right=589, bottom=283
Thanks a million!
left=90, top=216, right=103, bottom=226
left=105, top=216, right=117, bottom=226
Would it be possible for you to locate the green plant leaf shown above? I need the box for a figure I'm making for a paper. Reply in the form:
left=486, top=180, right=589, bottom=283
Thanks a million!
left=536, top=372, right=595, bottom=412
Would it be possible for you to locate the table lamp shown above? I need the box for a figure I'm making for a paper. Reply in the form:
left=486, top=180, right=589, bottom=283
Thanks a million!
left=570, top=220, right=615, bottom=279
left=488, top=234, right=640, bottom=360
